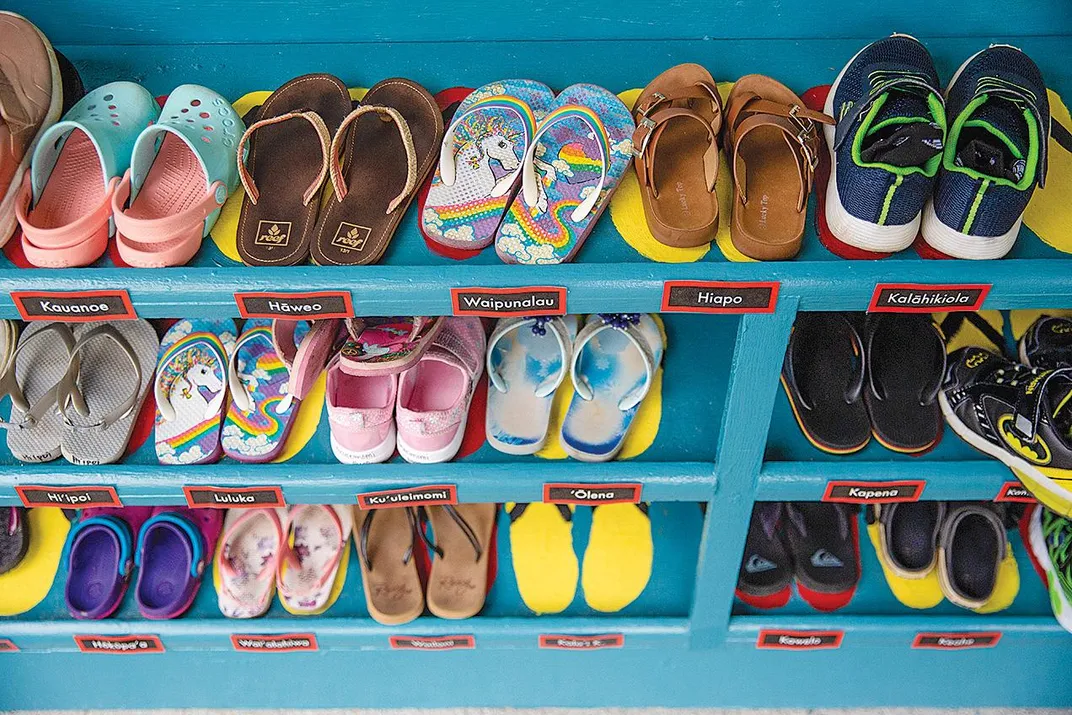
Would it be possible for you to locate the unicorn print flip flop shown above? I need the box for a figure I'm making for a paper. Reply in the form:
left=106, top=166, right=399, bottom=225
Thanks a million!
left=213, top=507, right=286, bottom=619
left=486, top=315, right=577, bottom=455
left=65, top=506, right=152, bottom=619
left=423, top=80, right=555, bottom=250
left=154, top=319, right=237, bottom=465
left=135, top=507, right=223, bottom=619
left=495, top=84, right=635, bottom=264
left=560, top=313, right=665, bottom=462
left=277, top=504, right=352, bottom=616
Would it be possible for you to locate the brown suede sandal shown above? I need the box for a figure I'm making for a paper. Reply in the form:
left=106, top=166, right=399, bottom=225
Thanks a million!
left=723, top=75, right=834, bottom=260
left=355, top=505, right=425, bottom=626
left=235, top=74, right=352, bottom=266
left=311, top=78, right=443, bottom=266
left=425, top=504, right=497, bottom=620
left=632, top=64, right=723, bottom=248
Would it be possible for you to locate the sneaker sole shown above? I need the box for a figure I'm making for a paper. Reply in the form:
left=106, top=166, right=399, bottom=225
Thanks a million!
left=1027, top=505, right=1072, bottom=634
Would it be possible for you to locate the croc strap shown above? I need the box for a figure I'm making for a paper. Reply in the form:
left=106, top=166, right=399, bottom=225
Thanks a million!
left=112, top=170, right=227, bottom=246
left=329, top=105, right=417, bottom=212
left=521, top=104, right=610, bottom=222
left=276, top=505, right=345, bottom=601
left=0, top=323, right=79, bottom=429
left=486, top=316, right=572, bottom=397
left=154, top=334, right=228, bottom=423
left=632, top=82, right=723, bottom=198
left=70, top=515, right=135, bottom=577
left=570, top=314, right=658, bottom=411
left=136, top=512, right=205, bottom=579
left=236, top=111, right=332, bottom=205
left=438, top=95, right=537, bottom=196
left=15, top=172, right=118, bottom=250
left=55, top=325, right=142, bottom=431
left=218, top=508, right=285, bottom=600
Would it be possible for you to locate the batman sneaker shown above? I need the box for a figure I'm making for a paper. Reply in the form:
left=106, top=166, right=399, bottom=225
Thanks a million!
left=940, top=347, right=1072, bottom=515
left=736, top=502, right=792, bottom=609
left=1027, top=505, right=1072, bottom=634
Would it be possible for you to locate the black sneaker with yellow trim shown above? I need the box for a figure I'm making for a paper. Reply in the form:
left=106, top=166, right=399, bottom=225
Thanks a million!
left=940, top=346, right=1072, bottom=515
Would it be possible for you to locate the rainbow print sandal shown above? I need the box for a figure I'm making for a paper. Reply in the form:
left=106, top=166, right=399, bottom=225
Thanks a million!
left=422, top=80, right=555, bottom=250
left=495, top=84, right=634, bottom=264
left=154, top=320, right=237, bottom=465
left=221, top=320, right=304, bottom=463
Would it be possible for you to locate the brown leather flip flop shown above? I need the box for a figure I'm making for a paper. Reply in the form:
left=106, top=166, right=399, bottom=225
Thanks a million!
left=724, top=74, right=834, bottom=260
left=235, top=74, right=352, bottom=266
left=311, top=78, right=443, bottom=266
left=425, top=504, right=496, bottom=620
left=354, top=505, right=425, bottom=626
left=632, top=64, right=723, bottom=248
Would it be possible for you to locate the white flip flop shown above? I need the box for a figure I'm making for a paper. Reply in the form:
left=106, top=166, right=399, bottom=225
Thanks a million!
left=214, top=507, right=286, bottom=619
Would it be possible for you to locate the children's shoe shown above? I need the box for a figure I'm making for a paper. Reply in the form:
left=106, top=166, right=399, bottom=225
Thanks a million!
left=326, top=356, right=398, bottom=464
left=65, top=507, right=152, bottom=619
left=922, top=45, right=1049, bottom=259
left=824, top=35, right=946, bottom=253
left=395, top=316, right=485, bottom=464
left=1020, top=315, right=1072, bottom=369
left=134, top=507, right=223, bottom=619
left=1027, top=505, right=1072, bottom=634
left=0, top=507, right=28, bottom=576
left=783, top=502, right=860, bottom=611
left=213, top=508, right=285, bottom=619
left=736, top=502, right=792, bottom=609
left=873, top=501, right=944, bottom=578
left=940, top=347, right=1072, bottom=516
left=937, top=502, right=1006, bottom=609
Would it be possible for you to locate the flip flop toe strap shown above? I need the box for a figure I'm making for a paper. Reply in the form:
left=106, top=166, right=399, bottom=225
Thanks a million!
left=571, top=314, right=658, bottom=411
left=329, top=105, right=417, bottom=212
left=430, top=505, right=483, bottom=562
left=237, top=111, right=332, bottom=205
left=486, top=316, right=572, bottom=397
left=272, top=319, right=341, bottom=411
left=438, top=95, right=536, bottom=196
left=56, top=325, right=142, bottom=431
left=358, top=507, right=422, bottom=572
left=0, top=323, right=77, bottom=429
left=276, top=505, right=345, bottom=602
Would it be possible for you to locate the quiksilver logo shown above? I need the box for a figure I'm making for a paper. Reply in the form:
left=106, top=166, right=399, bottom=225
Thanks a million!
left=255, top=221, right=292, bottom=247
left=332, top=223, right=370, bottom=251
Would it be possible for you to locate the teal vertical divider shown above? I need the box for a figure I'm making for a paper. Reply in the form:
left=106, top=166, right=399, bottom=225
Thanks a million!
left=689, top=299, right=800, bottom=648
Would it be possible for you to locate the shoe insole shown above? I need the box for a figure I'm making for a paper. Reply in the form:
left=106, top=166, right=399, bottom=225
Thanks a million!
left=214, top=510, right=278, bottom=617
left=426, top=504, right=496, bottom=619
left=950, top=514, right=1000, bottom=602
left=487, top=327, right=562, bottom=449
left=889, top=501, right=940, bottom=572
left=136, top=526, right=190, bottom=612
left=122, top=134, right=206, bottom=254
left=400, top=360, right=462, bottom=412
left=356, top=507, right=423, bottom=625
left=68, top=529, right=121, bottom=614
left=508, top=503, right=578, bottom=615
left=867, top=318, right=943, bottom=451
left=331, top=372, right=393, bottom=409
left=32, top=130, right=105, bottom=230
left=867, top=521, right=943, bottom=610
left=649, top=118, right=718, bottom=233
left=736, top=127, right=805, bottom=248
left=582, top=503, right=652, bottom=612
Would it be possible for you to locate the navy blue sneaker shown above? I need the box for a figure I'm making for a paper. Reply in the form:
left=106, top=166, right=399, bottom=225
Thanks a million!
left=824, top=35, right=946, bottom=253
left=922, top=45, right=1050, bottom=259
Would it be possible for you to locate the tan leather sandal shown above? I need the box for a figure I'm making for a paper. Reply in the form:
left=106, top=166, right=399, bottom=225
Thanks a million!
left=631, top=64, right=723, bottom=248
left=724, top=75, right=834, bottom=260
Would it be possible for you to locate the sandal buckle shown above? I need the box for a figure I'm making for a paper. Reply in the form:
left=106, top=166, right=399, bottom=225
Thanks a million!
left=636, top=92, right=667, bottom=119
left=788, top=105, right=820, bottom=171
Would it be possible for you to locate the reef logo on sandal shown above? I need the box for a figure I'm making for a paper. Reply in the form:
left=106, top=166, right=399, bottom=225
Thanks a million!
left=254, top=221, right=293, bottom=248
left=331, top=222, right=371, bottom=252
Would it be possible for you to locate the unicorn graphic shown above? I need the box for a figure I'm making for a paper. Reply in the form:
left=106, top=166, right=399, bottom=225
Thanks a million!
left=428, top=115, right=522, bottom=205
left=160, top=343, right=226, bottom=422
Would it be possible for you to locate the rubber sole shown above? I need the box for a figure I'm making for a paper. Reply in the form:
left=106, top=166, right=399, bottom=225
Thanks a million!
left=1027, top=504, right=1072, bottom=634
left=921, top=200, right=1020, bottom=260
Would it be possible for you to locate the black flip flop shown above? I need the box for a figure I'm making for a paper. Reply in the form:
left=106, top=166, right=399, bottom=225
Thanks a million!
left=864, top=314, right=946, bottom=453
left=781, top=313, right=870, bottom=454
left=0, top=507, right=29, bottom=575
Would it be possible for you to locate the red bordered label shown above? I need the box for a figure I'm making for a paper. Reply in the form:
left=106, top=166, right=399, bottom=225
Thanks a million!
left=450, top=286, right=566, bottom=317
left=868, top=283, right=990, bottom=313
left=539, top=633, right=624, bottom=650
left=184, top=486, right=285, bottom=509
left=822, top=480, right=925, bottom=504
left=912, top=632, right=1001, bottom=650
left=756, top=629, right=843, bottom=650
left=389, top=635, right=474, bottom=650
left=543, top=483, right=642, bottom=505
left=74, top=635, right=164, bottom=653
left=234, top=291, right=354, bottom=320
left=357, top=485, right=458, bottom=510
left=231, top=633, right=318, bottom=652
left=995, top=481, right=1035, bottom=503
left=11, top=290, right=136, bottom=322
left=661, top=281, right=779, bottom=314
left=16, top=485, right=121, bottom=508
left=0, top=638, right=18, bottom=652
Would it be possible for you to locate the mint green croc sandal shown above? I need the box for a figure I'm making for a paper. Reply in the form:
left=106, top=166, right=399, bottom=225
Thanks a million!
left=15, top=81, right=158, bottom=268
left=113, top=84, right=245, bottom=268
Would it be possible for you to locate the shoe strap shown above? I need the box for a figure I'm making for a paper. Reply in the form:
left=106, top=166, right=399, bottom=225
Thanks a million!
left=486, top=316, right=572, bottom=397
left=70, top=515, right=135, bottom=577
left=154, top=331, right=229, bottom=424
left=833, top=74, right=942, bottom=151
left=226, top=327, right=272, bottom=414
left=358, top=506, right=423, bottom=572
left=784, top=315, right=865, bottom=410
left=276, top=505, right=345, bottom=601
left=438, top=95, right=536, bottom=196
left=865, top=316, right=947, bottom=406
left=1010, top=366, right=1072, bottom=441
left=971, top=76, right=1049, bottom=188
left=237, top=111, right=332, bottom=205
left=507, top=502, right=573, bottom=523
left=271, top=319, right=341, bottom=412
left=428, top=505, right=483, bottom=562
left=15, top=173, right=117, bottom=250
left=0, top=323, right=78, bottom=429
left=570, top=314, right=656, bottom=411
left=632, top=106, right=720, bottom=196
left=329, top=105, right=417, bottom=212
left=112, top=170, right=226, bottom=246
left=55, top=324, right=141, bottom=431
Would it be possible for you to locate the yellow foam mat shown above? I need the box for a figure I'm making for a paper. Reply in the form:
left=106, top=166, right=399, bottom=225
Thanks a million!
left=271, top=371, right=326, bottom=464
left=1025, top=89, right=1072, bottom=253
left=0, top=508, right=69, bottom=616
left=1009, top=308, right=1072, bottom=341
left=933, top=310, right=1005, bottom=353
left=610, top=84, right=742, bottom=263
left=507, top=502, right=578, bottom=615
left=866, top=521, right=944, bottom=610
left=536, top=314, right=666, bottom=460
left=210, top=88, right=369, bottom=262
left=581, top=503, right=653, bottom=612
left=278, top=538, right=350, bottom=616
left=973, top=542, right=1019, bottom=614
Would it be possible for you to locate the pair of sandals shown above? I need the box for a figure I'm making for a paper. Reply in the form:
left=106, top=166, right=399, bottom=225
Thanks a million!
left=421, top=79, right=635, bottom=265
left=356, top=502, right=496, bottom=625
left=632, top=65, right=833, bottom=259
left=486, top=313, right=665, bottom=461
left=65, top=506, right=222, bottom=620
left=781, top=312, right=946, bottom=455
left=215, top=505, right=351, bottom=618
left=0, top=319, right=157, bottom=465
left=235, top=74, right=443, bottom=266
left=16, top=81, right=243, bottom=267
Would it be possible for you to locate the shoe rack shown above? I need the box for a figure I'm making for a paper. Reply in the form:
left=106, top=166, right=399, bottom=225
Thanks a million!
left=2, top=0, right=1072, bottom=710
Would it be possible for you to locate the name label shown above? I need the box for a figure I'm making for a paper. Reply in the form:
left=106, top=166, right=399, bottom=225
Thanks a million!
left=538, top=633, right=624, bottom=650
left=0, top=639, right=18, bottom=652
left=450, top=287, right=566, bottom=317
left=912, top=632, right=1001, bottom=650
left=12, top=290, right=136, bottom=321
left=389, top=635, right=474, bottom=651
left=183, top=486, right=285, bottom=509
left=995, top=481, right=1036, bottom=503
left=357, top=485, right=458, bottom=509
left=234, top=291, right=354, bottom=320
left=869, top=283, right=990, bottom=313
left=543, top=483, right=642, bottom=505
left=16, top=485, right=121, bottom=508
left=661, top=281, right=779, bottom=314
left=822, top=480, right=925, bottom=504
left=756, top=629, right=843, bottom=650
left=74, top=635, right=164, bottom=654
left=231, top=633, right=318, bottom=652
